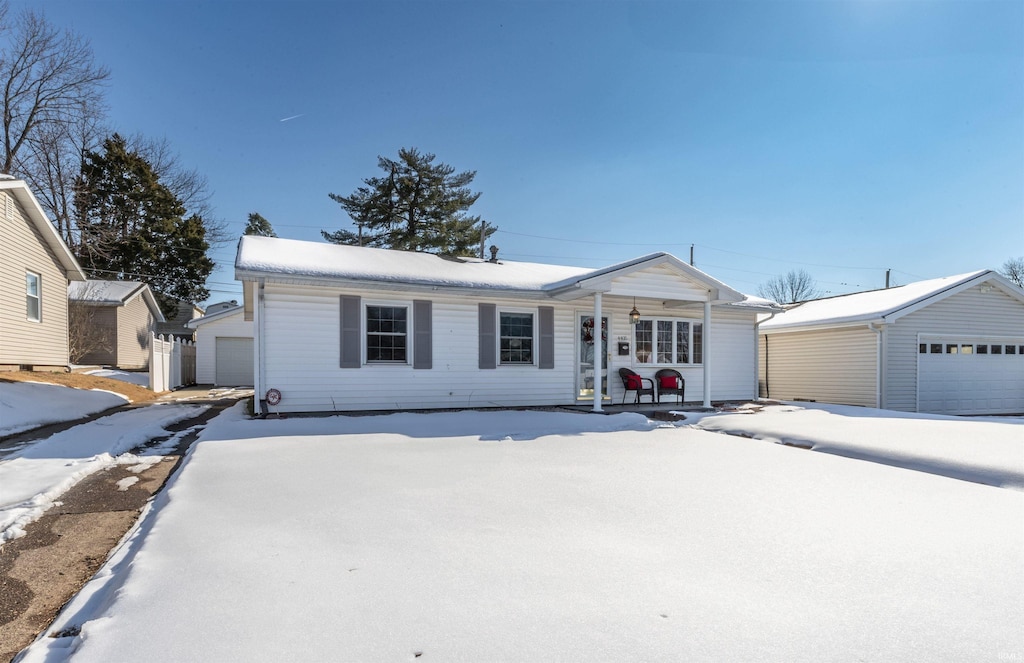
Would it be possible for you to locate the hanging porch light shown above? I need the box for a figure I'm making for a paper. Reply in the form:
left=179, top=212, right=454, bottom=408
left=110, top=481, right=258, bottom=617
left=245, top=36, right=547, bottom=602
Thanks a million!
left=629, top=297, right=641, bottom=325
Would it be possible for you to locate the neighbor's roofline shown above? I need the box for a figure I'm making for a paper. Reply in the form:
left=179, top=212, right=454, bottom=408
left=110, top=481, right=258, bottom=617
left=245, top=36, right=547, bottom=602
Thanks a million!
left=186, top=304, right=245, bottom=328
left=762, top=270, right=1023, bottom=331
left=0, top=178, right=86, bottom=281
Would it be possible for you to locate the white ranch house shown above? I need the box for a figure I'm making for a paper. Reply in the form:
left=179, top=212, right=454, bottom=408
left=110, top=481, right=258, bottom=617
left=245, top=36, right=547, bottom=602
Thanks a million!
left=235, top=236, right=780, bottom=415
left=759, top=270, right=1024, bottom=415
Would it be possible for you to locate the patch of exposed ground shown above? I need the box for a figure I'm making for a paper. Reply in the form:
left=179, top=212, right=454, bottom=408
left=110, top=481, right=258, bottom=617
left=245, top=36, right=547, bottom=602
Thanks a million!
left=0, top=371, right=162, bottom=403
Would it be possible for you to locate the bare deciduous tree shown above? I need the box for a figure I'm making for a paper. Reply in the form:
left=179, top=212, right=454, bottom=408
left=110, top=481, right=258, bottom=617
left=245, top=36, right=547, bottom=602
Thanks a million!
left=757, top=269, right=823, bottom=304
left=1000, top=257, right=1024, bottom=288
left=0, top=3, right=110, bottom=174
left=68, top=283, right=112, bottom=364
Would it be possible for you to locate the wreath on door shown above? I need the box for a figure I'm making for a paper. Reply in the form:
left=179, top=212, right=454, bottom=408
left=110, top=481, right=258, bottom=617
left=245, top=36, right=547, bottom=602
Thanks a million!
left=582, top=317, right=608, bottom=345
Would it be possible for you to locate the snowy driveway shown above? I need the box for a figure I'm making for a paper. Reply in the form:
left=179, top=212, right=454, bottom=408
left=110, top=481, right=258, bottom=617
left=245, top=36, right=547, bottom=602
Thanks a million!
left=25, top=405, right=1024, bottom=662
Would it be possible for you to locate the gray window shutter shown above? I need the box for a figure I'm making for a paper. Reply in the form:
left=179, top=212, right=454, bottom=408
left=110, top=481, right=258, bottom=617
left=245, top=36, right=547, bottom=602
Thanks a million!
left=478, top=303, right=496, bottom=369
left=339, top=295, right=361, bottom=368
left=413, top=300, right=432, bottom=369
left=538, top=306, right=554, bottom=369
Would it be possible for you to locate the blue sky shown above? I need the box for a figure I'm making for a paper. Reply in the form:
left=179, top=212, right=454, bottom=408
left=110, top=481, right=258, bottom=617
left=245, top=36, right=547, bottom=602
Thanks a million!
left=18, top=0, right=1024, bottom=304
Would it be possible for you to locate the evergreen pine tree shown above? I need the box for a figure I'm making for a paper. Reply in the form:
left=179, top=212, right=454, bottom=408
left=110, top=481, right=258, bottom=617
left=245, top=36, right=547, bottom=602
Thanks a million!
left=74, top=134, right=214, bottom=315
left=323, top=148, right=495, bottom=255
left=244, top=212, right=277, bottom=237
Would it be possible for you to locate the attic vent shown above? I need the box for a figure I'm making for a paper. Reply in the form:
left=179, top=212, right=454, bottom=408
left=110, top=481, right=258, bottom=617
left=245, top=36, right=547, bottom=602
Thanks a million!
left=4, top=193, right=12, bottom=221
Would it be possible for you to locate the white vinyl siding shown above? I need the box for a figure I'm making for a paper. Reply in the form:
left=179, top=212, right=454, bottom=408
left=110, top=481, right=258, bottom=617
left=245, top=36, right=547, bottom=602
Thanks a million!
left=759, top=326, right=878, bottom=407
left=193, top=310, right=254, bottom=385
left=257, top=284, right=760, bottom=413
left=887, top=285, right=1024, bottom=413
left=0, top=192, right=71, bottom=367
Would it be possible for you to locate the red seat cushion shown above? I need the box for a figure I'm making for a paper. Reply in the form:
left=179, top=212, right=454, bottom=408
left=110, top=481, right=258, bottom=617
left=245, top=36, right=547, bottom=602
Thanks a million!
left=626, top=375, right=643, bottom=390
left=659, top=376, right=678, bottom=389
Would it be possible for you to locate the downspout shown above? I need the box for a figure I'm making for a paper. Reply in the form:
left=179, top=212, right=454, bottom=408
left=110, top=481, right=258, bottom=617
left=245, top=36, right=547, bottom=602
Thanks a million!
left=868, top=322, right=883, bottom=409
left=592, top=292, right=603, bottom=413
left=256, top=280, right=267, bottom=415
left=755, top=311, right=779, bottom=400
left=703, top=297, right=712, bottom=408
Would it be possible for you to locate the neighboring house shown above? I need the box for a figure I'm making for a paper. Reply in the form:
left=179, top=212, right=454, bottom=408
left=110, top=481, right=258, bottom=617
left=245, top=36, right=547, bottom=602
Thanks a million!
left=186, top=305, right=254, bottom=386
left=759, top=270, right=1024, bottom=415
left=155, top=300, right=204, bottom=341
left=68, top=280, right=165, bottom=369
left=0, top=176, right=87, bottom=372
left=235, top=236, right=780, bottom=414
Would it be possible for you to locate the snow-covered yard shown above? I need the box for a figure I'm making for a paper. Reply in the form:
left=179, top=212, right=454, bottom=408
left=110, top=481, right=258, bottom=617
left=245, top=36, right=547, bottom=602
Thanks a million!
left=22, top=404, right=1023, bottom=662
left=0, top=404, right=207, bottom=543
left=0, top=381, right=129, bottom=437
left=84, top=369, right=150, bottom=387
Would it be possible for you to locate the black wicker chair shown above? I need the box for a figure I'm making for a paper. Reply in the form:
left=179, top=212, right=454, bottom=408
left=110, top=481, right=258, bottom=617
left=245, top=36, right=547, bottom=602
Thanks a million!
left=654, top=369, right=685, bottom=405
left=619, top=368, right=655, bottom=404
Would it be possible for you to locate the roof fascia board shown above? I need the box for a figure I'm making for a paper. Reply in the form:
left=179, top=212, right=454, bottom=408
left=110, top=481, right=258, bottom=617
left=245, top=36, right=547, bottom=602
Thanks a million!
left=0, top=179, right=86, bottom=281
left=761, top=319, right=886, bottom=335
left=236, top=271, right=553, bottom=301
left=187, top=306, right=244, bottom=328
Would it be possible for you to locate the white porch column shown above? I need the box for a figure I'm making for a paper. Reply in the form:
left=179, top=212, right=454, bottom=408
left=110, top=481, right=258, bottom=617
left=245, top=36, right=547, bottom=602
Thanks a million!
left=703, top=297, right=712, bottom=408
left=593, top=292, right=604, bottom=413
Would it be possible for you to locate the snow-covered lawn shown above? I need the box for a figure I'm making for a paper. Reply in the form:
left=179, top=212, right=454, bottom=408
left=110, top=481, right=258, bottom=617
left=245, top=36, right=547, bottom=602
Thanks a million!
left=84, top=369, right=150, bottom=387
left=0, top=381, right=129, bottom=437
left=689, top=402, right=1024, bottom=491
left=0, top=404, right=207, bottom=544
left=24, top=404, right=1023, bottom=662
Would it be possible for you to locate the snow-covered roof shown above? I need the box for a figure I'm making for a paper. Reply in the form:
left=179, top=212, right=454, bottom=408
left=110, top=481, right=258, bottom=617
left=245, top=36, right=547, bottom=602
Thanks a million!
left=186, top=304, right=246, bottom=328
left=761, top=270, right=1021, bottom=331
left=68, top=280, right=166, bottom=321
left=236, top=236, right=590, bottom=291
left=235, top=236, right=775, bottom=310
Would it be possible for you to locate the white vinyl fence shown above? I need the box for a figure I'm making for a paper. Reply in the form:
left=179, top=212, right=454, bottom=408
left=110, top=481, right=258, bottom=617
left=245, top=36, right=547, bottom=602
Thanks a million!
left=149, top=333, right=196, bottom=392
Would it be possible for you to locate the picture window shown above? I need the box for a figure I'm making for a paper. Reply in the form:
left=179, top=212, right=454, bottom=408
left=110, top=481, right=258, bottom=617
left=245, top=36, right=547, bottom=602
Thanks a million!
left=634, top=318, right=701, bottom=365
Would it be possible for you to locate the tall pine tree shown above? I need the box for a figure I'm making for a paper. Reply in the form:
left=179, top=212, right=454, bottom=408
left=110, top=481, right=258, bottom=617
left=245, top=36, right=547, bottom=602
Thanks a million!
left=323, top=148, right=494, bottom=255
left=74, top=134, right=214, bottom=315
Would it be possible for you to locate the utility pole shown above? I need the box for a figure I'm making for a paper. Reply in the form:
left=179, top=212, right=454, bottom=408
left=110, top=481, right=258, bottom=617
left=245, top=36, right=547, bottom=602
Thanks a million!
left=690, top=244, right=695, bottom=266
left=356, top=221, right=364, bottom=247
left=885, top=269, right=891, bottom=289
left=479, top=220, right=488, bottom=260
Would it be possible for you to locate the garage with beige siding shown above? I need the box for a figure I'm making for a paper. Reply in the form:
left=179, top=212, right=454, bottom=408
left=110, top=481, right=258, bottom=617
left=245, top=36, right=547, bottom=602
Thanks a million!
left=759, top=326, right=878, bottom=407
left=760, top=271, right=1024, bottom=415
left=188, top=306, right=254, bottom=385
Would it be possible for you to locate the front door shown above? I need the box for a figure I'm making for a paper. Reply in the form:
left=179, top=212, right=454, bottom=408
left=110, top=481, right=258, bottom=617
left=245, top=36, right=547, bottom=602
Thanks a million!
left=577, top=315, right=608, bottom=401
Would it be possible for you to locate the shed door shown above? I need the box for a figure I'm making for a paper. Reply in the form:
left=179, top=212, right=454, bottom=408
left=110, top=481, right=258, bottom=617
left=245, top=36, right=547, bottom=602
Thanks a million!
left=215, top=337, right=254, bottom=386
left=918, top=339, right=1024, bottom=415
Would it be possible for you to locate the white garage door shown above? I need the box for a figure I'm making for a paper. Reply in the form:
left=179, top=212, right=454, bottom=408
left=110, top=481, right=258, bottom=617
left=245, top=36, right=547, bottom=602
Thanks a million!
left=918, top=339, right=1024, bottom=415
left=215, top=337, right=254, bottom=386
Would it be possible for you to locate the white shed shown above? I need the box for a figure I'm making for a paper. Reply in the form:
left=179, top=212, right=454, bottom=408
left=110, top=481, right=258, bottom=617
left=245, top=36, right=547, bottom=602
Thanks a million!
left=186, top=306, right=254, bottom=386
left=759, top=270, right=1024, bottom=415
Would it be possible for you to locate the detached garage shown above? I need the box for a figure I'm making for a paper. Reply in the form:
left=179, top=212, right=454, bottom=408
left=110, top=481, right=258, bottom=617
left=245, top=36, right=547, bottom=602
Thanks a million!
left=187, top=306, right=254, bottom=386
left=759, top=270, right=1024, bottom=415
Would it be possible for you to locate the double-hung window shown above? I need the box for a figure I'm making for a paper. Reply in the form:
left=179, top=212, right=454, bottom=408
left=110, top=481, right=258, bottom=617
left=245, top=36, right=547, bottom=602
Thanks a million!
left=366, top=305, right=407, bottom=363
left=499, top=311, right=534, bottom=364
left=26, top=272, right=41, bottom=322
left=635, top=318, right=702, bottom=365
